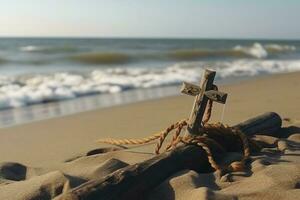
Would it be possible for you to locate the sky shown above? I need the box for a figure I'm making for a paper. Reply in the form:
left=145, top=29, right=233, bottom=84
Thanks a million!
left=0, top=0, right=299, bottom=39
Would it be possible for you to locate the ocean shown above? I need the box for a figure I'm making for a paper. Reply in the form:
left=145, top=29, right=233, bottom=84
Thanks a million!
left=0, top=38, right=299, bottom=126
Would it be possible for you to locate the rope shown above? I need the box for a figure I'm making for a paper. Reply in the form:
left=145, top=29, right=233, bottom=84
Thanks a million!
left=96, top=85, right=251, bottom=173
left=202, top=84, right=218, bottom=124
left=201, top=122, right=250, bottom=171
left=97, top=121, right=250, bottom=173
left=96, top=119, right=186, bottom=146
left=154, top=119, right=188, bottom=154
left=180, top=135, right=221, bottom=171
left=196, top=142, right=221, bottom=171
left=165, top=120, right=187, bottom=152
left=96, top=133, right=161, bottom=146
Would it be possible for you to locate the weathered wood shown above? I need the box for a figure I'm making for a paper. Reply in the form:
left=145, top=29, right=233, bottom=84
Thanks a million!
left=55, top=145, right=217, bottom=200
left=234, top=112, right=282, bottom=136
left=181, top=82, right=227, bottom=104
left=204, top=90, right=227, bottom=104
left=54, top=112, right=282, bottom=200
left=180, top=82, right=201, bottom=96
left=187, top=69, right=216, bottom=135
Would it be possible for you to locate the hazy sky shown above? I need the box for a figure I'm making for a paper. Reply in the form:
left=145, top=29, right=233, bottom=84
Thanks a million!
left=0, top=0, right=299, bottom=39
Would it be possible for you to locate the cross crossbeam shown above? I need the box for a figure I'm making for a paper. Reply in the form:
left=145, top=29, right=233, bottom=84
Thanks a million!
left=181, top=82, right=227, bottom=104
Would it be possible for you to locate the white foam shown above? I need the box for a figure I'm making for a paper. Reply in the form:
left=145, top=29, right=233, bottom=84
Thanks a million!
left=233, top=43, right=297, bottom=59
left=0, top=59, right=299, bottom=109
left=215, top=59, right=300, bottom=77
left=265, top=44, right=296, bottom=51
left=234, top=43, right=268, bottom=58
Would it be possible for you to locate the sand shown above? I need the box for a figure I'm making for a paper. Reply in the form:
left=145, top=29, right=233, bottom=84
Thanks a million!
left=0, top=72, right=299, bottom=200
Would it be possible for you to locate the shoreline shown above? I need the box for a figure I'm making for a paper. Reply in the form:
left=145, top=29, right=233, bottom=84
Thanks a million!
left=0, top=85, right=180, bottom=128
left=0, top=71, right=299, bottom=167
left=0, top=71, right=295, bottom=128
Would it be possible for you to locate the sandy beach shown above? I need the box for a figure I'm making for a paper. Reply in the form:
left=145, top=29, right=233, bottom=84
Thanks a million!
left=0, top=72, right=299, bottom=200
left=1, top=1, right=299, bottom=199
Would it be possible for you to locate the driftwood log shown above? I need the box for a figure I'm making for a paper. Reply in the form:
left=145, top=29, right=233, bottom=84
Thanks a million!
left=55, top=112, right=281, bottom=200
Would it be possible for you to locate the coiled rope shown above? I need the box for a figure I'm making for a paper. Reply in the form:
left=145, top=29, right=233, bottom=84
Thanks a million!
left=96, top=86, right=250, bottom=173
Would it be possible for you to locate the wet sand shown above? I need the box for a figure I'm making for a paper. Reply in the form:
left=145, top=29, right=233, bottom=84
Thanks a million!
left=0, top=72, right=299, bottom=166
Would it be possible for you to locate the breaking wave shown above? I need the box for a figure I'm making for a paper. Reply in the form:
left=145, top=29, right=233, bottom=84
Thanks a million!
left=14, top=43, right=297, bottom=65
left=0, top=59, right=299, bottom=110
left=170, top=43, right=296, bottom=60
left=233, top=43, right=268, bottom=58
left=264, top=44, right=296, bottom=52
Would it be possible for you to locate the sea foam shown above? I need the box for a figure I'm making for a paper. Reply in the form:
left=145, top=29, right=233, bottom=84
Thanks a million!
left=233, top=43, right=268, bottom=58
left=0, top=59, right=299, bottom=110
left=265, top=44, right=296, bottom=52
left=233, top=43, right=296, bottom=59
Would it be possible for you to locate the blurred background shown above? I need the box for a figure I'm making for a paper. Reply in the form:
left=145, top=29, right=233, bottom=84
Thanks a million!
left=0, top=0, right=299, bottom=126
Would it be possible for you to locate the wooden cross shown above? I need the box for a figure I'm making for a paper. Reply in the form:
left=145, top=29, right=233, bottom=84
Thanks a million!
left=181, top=69, right=228, bottom=136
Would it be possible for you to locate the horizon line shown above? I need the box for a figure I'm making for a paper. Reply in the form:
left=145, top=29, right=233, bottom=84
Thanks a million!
left=0, top=35, right=299, bottom=41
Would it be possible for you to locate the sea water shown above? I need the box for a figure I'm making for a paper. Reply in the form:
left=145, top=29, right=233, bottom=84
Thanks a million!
left=0, top=38, right=299, bottom=126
